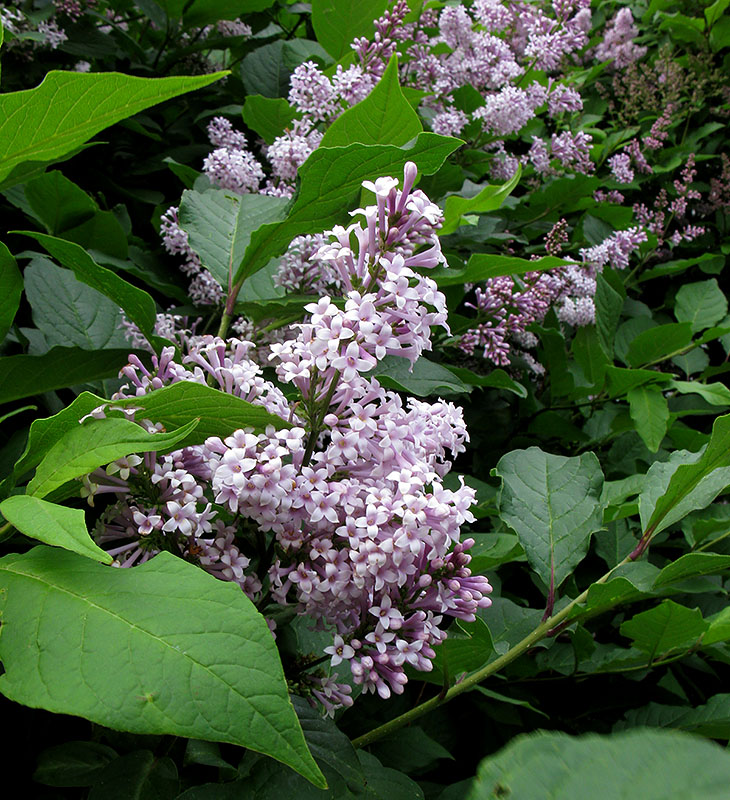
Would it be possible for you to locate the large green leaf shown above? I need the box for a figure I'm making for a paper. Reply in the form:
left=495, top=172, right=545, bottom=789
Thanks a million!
left=179, top=190, right=289, bottom=290
left=494, top=448, right=604, bottom=590
left=467, top=728, right=730, bottom=800
left=625, top=322, right=694, bottom=368
left=27, top=417, right=199, bottom=498
left=0, top=548, right=324, bottom=787
left=620, top=600, right=707, bottom=657
left=440, top=167, right=521, bottom=236
left=593, top=270, right=624, bottom=360
left=23, top=171, right=128, bottom=258
left=652, top=553, right=730, bottom=589
left=430, top=255, right=569, bottom=287
left=0, top=495, right=112, bottom=563
left=669, top=380, right=730, bottom=406
left=311, top=0, right=389, bottom=60
left=242, top=95, right=300, bottom=145
left=374, top=356, right=471, bottom=396
left=627, top=384, right=670, bottom=452
left=3, top=382, right=286, bottom=496
left=18, top=233, right=157, bottom=344
left=234, top=133, right=461, bottom=284
left=0, top=241, right=22, bottom=341
left=674, top=279, right=728, bottom=333
left=0, top=71, right=226, bottom=186
left=24, top=257, right=129, bottom=351
left=320, top=54, right=421, bottom=148
left=640, top=413, right=730, bottom=535
left=0, top=347, right=138, bottom=404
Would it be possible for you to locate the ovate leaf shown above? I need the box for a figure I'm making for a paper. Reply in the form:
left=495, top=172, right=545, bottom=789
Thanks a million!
left=440, top=166, right=521, bottom=236
left=311, top=0, right=389, bottom=60
left=235, top=133, right=461, bottom=284
left=652, top=553, right=730, bottom=589
left=620, top=600, right=707, bottom=657
left=627, top=384, right=670, bottom=452
left=467, top=728, right=730, bottom=800
left=374, top=356, right=470, bottom=396
left=242, top=95, right=300, bottom=144
left=641, top=413, right=730, bottom=535
left=494, top=448, right=604, bottom=590
left=0, top=71, right=227, bottom=186
left=27, top=417, right=199, bottom=498
left=0, top=241, right=22, bottom=341
left=0, top=496, right=112, bottom=563
left=0, top=548, right=324, bottom=787
left=0, top=347, right=139, bottom=404
left=625, top=322, right=694, bottom=368
left=178, top=190, right=290, bottom=289
left=431, top=255, right=568, bottom=287
left=320, top=54, right=421, bottom=148
left=18, top=232, right=157, bottom=344
left=675, top=279, right=727, bottom=333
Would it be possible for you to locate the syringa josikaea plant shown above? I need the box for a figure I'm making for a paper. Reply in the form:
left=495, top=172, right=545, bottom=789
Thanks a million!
left=84, top=163, right=492, bottom=712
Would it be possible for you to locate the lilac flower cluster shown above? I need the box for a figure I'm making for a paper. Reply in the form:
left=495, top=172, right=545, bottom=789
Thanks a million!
left=632, top=154, right=706, bottom=247
left=90, top=164, right=491, bottom=711
left=593, top=8, right=646, bottom=69
left=458, top=260, right=597, bottom=365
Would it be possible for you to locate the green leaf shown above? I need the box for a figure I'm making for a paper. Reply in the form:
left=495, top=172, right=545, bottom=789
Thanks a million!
left=440, top=166, right=521, bottom=236
left=641, top=414, right=730, bottom=535
left=620, top=600, right=707, bottom=657
left=0, top=496, right=112, bottom=563
left=625, top=322, right=694, bottom=368
left=705, top=608, right=730, bottom=646
left=669, top=380, right=730, bottom=406
left=24, top=170, right=96, bottom=231
left=627, top=384, right=670, bottom=453
left=494, top=448, right=604, bottom=591
left=0, top=71, right=227, bottom=187
left=311, top=0, right=389, bottom=60
left=370, top=727, right=452, bottom=774
left=622, top=694, right=730, bottom=739
left=357, top=751, right=425, bottom=800
left=18, top=232, right=157, bottom=344
left=236, top=133, right=461, bottom=284
left=467, top=728, right=730, bottom=800
left=178, top=189, right=290, bottom=289
left=27, top=416, right=199, bottom=499
left=0, top=241, right=22, bottom=341
left=105, top=382, right=290, bottom=445
left=0, top=548, right=324, bottom=787
left=428, top=616, right=495, bottom=685
left=321, top=54, right=421, bottom=148
left=240, top=40, right=330, bottom=99
left=33, top=741, right=118, bottom=788
left=242, top=95, right=300, bottom=145
left=652, top=553, right=730, bottom=589
left=24, top=258, right=129, bottom=351
left=87, top=751, right=178, bottom=800
left=374, top=356, right=470, bottom=396
left=0, top=347, right=139, bottom=404
left=443, top=366, right=527, bottom=398
left=594, top=270, right=624, bottom=360
left=675, top=279, right=728, bottom=333
left=24, top=171, right=128, bottom=258
left=605, top=366, right=673, bottom=398
left=430, top=255, right=568, bottom=287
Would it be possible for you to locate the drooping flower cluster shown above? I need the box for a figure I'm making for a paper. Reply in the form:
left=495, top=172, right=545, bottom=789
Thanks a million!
left=90, top=164, right=492, bottom=712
